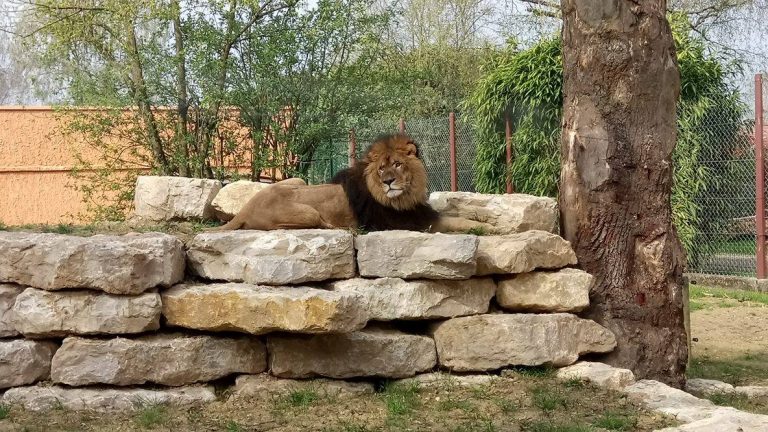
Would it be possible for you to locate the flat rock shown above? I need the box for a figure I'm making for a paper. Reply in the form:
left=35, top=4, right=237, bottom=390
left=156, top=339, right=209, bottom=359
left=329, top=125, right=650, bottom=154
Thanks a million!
left=211, top=180, right=270, bottom=221
left=0, top=339, right=58, bottom=389
left=51, top=333, right=266, bottom=386
left=0, top=284, right=22, bottom=337
left=476, top=231, right=577, bottom=275
left=187, top=230, right=355, bottom=285
left=734, top=385, right=768, bottom=398
left=2, top=385, right=216, bottom=412
left=133, top=176, right=222, bottom=221
left=496, top=268, right=592, bottom=313
left=162, top=282, right=368, bottom=335
left=355, top=231, right=477, bottom=279
left=685, top=378, right=735, bottom=396
left=556, top=361, right=635, bottom=390
left=327, top=277, right=495, bottom=320
left=395, top=372, right=498, bottom=388
left=428, top=192, right=558, bottom=234
left=625, top=379, right=717, bottom=423
left=0, top=232, right=185, bottom=295
left=655, top=407, right=768, bottom=431
left=432, top=314, right=616, bottom=371
left=11, top=288, right=161, bottom=337
left=268, top=327, right=437, bottom=379
left=234, top=374, right=374, bottom=397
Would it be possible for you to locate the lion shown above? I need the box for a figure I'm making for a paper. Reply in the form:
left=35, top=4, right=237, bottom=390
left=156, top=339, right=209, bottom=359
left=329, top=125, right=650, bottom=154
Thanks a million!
left=216, top=133, right=491, bottom=233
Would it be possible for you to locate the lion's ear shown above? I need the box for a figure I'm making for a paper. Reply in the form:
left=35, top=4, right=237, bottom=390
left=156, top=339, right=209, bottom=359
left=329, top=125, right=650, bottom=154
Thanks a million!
left=404, top=141, right=418, bottom=157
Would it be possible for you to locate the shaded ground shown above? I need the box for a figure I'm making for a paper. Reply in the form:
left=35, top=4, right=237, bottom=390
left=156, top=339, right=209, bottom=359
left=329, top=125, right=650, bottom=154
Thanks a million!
left=0, top=371, right=675, bottom=432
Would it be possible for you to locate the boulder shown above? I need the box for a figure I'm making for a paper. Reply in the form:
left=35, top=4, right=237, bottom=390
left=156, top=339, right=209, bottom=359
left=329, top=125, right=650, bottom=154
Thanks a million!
left=11, top=288, right=161, bottom=337
left=496, top=268, right=592, bottom=313
left=685, top=378, right=735, bottom=396
left=428, top=192, right=558, bottom=234
left=625, top=379, right=717, bottom=423
left=556, top=361, right=635, bottom=390
left=395, top=372, right=498, bottom=388
left=162, top=282, right=368, bottom=335
left=268, top=327, right=437, bottom=379
left=355, top=231, right=477, bottom=279
left=655, top=408, right=768, bottom=431
left=51, top=333, right=266, bottom=386
left=0, top=339, right=58, bottom=389
left=432, top=314, right=616, bottom=371
left=132, top=175, right=222, bottom=221
left=211, top=180, right=270, bottom=221
left=327, top=277, right=495, bottom=320
left=234, top=374, right=374, bottom=398
left=734, top=386, right=768, bottom=398
left=0, top=284, right=21, bottom=337
left=187, top=230, right=355, bottom=285
left=476, top=230, right=577, bottom=275
left=2, top=385, right=216, bottom=412
left=0, top=232, right=185, bottom=295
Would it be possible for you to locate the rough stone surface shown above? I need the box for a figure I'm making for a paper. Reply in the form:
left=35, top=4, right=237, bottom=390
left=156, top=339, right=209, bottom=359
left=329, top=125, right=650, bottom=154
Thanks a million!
left=211, top=180, right=271, bottom=221
left=51, top=333, right=266, bottom=386
left=655, top=408, right=768, bottom=431
left=234, top=374, right=374, bottom=398
left=0, top=339, right=58, bottom=389
left=428, top=192, right=558, bottom=234
left=2, top=385, right=216, bottom=412
left=268, top=327, right=437, bottom=379
left=625, top=380, right=717, bottom=423
left=133, top=175, right=222, bottom=221
left=0, top=284, right=21, bottom=337
left=327, top=277, right=495, bottom=320
left=0, top=232, right=185, bottom=295
left=162, top=282, right=368, bottom=335
left=496, top=269, right=592, bottom=313
left=476, top=231, right=577, bottom=275
left=11, top=288, right=161, bottom=337
left=188, top=230, right=355, bottom=285
left=395, top=372, right=498, bottom=388
left=734, top=386, right=768, bottom=398
left=685, top=378, right=735, bottom=396
left=556, top=361, right=635, bottom=390
left=432, top=314, right=616, bottom=371
left=355, top=231, right=478, bottom=279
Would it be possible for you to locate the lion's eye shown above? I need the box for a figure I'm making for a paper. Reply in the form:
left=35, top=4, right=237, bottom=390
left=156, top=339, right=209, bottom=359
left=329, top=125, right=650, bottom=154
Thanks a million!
left=394, top=162, right=402, bottom=168
left=378, top=167, right=384, bottom=173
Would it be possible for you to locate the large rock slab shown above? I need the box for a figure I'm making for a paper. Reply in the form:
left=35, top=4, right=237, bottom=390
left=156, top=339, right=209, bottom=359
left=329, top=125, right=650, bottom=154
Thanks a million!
left=211, top=180, right=270, bottom=221
left=476, top=230, right=577, bottom=275
left=355, top=231, right=477, bottom=279
left=0, top=339, right=58, bottom=389
left=556, top=361, right=635, bottom=390
left=162, top=282, right=368, bottom=335
left=2, top=385, right=216, bottom=412
left=432, top=314, right=616, bottom=371
left=0, top=232, right=185, bottom=295
left=656, top=408, right=768, bottom=431
left=187, top=230, right=355, bottom=285
left=395, top=372, right=498, bottom=388
left=234, top=374, right=374, bottom=398
left=0, top=284, right=21, bottom=337
left=133, top=175, right=222, bottom=221
left=496, top=268, right=592, bottom=313
left=268, top=327, right=437, bottom=379
left=327, top=277, right=495, bottom=320
left=625, top=380, right=717, bottom=423
left=51, top=333, right=266, bottom=386
left=686, top=378, right=735, bottom=396
left=428, top=192, right=558, bottom=234
left=11, top=288, right=161, bottom=337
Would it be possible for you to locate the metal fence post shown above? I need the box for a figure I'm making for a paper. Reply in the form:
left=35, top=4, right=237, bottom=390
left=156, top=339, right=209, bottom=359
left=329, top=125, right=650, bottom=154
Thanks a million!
left=348, top=128, right=357, bottom=168
left=755, top=74, right=766, bottom=279
left=399, top=118, right=405, bottom=134
left=505, top=114, right=513, bottom=194
left=449, top=112, right=458, bottom=192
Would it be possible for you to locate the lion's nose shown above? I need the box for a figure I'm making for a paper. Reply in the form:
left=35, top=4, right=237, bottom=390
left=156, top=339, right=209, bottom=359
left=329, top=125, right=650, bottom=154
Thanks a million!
left=383, top=178, right=395, bottom=186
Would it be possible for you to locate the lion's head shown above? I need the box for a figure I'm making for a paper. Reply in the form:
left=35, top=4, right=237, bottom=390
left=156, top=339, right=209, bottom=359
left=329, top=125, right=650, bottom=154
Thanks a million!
left=361, top=134, right=429, bottom=211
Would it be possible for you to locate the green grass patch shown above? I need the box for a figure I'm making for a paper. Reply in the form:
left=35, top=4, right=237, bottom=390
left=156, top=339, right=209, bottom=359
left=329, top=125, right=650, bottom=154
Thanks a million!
left=688, top=353, right=768, bottom=385
left=438, top=398, right=476, bottom=412
left=281, top=388, right=320, bottom=409
left=381, top=382, right=420, bottom=418
left=466, top=226, right=488, bottom=236
left=706, top=391, right=768, bottom=415
left=505, top=365, right=556, bottom=378
left=689, top=285, right=768, bottom=306
left=224, top=420, right=244, bottom=432
left=593, top=411, right=636, bottom=431
left=451, top=416, right=497, bottom=432
left=531, top=386, right=567, bottom=412
left=0, top=403, right=9, bottom=420
left=493, top=397, right=516, bottom=413
left=715, top=238, right=756, bottom=255
left=133, top=403, right=168, bottom=429
left=524, top=421, right=593, bottom=432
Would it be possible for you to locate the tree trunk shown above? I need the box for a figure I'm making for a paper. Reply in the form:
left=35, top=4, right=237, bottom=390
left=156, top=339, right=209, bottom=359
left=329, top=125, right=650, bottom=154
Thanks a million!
left=172, top=0, right=191, bottom=177
left=559, top=0, right=687, bottom=387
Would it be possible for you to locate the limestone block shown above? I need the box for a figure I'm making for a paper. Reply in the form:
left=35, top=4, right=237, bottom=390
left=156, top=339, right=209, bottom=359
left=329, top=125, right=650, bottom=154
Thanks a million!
left=428, top=192, right=558, bottom=234
left=734, top=386, right=768, bottom=398
left=655, top=408, right=768, bottom=431
left=686, top=378, right=735, bottom=396
left=556, top=361, right=635, bottom=390
left=432, top=314, right=616, bottom=371
left=0, top=232, right=185, bottom=295
left=187, top=230, right=355, bottom=285
left=395, top=372, right=498, bottom=388
left=11, top=288, right=161, bottom=337
left=162, top=282, right=367, bottom=335
left=0, top=339, right=58, bottom=389
left=327, top=277, right=495, bottom=320
left=211, top=180, right=270, bottom=221
left=268, top=327, right=437, bottom=379
left=355, top=231, right=477, bottom=279
left=496, top=268, right=592, bottom=313
left=133, top=175, right=222, bottom=221
left=625, top=380, right=717, bottom=423
left=234, top=374, right=374, bottom=398
left=476, top=230, right=577, bottom=275
left=0, top=284, right=22, bottom=337
left=51, top=333, right=266, bottom=386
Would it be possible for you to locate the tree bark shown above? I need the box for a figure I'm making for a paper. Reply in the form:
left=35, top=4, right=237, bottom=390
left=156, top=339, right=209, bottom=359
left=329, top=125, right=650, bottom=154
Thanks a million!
left=172, top=0, right=191, bottom=177
left=559, top=0, right=688, bottom=387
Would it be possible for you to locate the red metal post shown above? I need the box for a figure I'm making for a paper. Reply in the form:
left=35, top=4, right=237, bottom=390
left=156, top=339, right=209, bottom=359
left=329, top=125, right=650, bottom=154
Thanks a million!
left=399, top=118, right=405, bottom=134
left=505, top=114, right=513, bottom=194
left=756, top=74, right=766, bottom=279
left=449, top=112, right=458, bottom=192
left=348, top=128, right=357, bottom=167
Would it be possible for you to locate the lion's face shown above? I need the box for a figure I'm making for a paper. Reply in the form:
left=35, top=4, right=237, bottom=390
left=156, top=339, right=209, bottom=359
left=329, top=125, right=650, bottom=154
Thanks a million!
left=363, top=134, right=428, bottom=211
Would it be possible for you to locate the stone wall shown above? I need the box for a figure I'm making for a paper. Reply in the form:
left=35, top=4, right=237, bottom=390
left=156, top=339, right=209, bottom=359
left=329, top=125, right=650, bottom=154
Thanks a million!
left=0, top=191, right=618, bottom=412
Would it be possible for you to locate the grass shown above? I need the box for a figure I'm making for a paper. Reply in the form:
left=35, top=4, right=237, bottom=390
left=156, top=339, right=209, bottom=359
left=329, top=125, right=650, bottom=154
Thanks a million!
left=277, top=388, right=320, bottom=409
left=715, top=238, right=756, bottom=255
left=224, top=420, right=244, bottom=432
left=688, top=353, right=768, bottom=385
left=592, top=411, right=636, bottom=431
left=0, top=403, right=9, bottom=420
left=505, top=365, right=556, bottom=378
left=438, top=398, right=476, bottom=412
left=688, top=285, right=768, bottom=311
left=134, top=403, right=168, bottom=429
left=524, top=421, right=593, bottom=432
left=706, top=391, right=768, bottom=415
left=381, top=382, right=420, bottom=417
left=466, top=226, right=488, bottom=236
left=531, top=386, right=567, bottom=412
